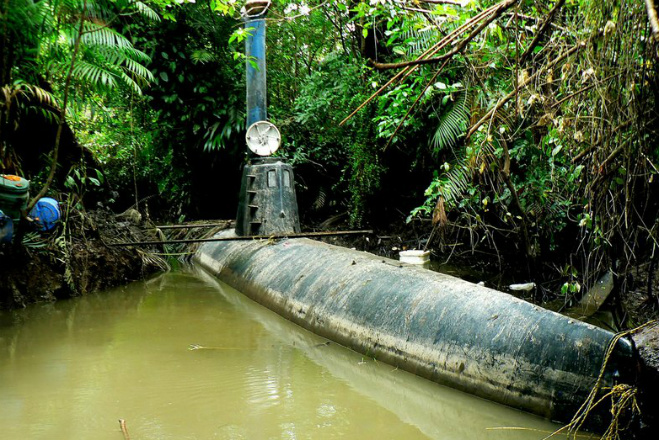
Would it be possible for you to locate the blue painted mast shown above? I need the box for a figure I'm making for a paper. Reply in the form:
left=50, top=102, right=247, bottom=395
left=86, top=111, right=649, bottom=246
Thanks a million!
left=235, top=0, right=301, bottom=236
left=244, top=0, right=269, bottom=126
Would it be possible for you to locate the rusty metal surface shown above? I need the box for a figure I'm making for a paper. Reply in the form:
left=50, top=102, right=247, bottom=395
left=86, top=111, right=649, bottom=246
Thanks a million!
left=194, top=235, right=636, bottom=423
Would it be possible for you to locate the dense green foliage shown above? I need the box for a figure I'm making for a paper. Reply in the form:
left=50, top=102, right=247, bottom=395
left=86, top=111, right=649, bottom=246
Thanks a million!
left=1, top=0, right=658, bottom=304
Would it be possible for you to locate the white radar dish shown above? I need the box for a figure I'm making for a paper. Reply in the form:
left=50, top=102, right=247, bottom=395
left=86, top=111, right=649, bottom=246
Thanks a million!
left=246, top=121, right=281, bottom=156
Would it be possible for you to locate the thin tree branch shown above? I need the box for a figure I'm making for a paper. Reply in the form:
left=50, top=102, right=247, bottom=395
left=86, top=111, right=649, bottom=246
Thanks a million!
left=551, top=73, right=621, bottom=109
left=571, top=145, right=596, bottom=164
left=339, top=0, right=515, bottom=126
left=401, top=6, right=434, bottom=14
left=598, top=144, right=625, bottom=174
left=119, top=419, right=131, bottom=440
left=415, top=0, right=463, bottom=5
left=519, top=0, right=566, bottom=65
left=370, top=0, right=516, bottom=70
left=398, top=2, right=510, bottom=84
left=383, top=58, right=451, bottom=151
left=466, top=41, right=585, bottom=140
left=503, top=12, right=569, bottom=33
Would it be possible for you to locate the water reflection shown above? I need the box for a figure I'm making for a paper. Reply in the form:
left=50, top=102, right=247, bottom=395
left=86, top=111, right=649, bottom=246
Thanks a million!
left=194, top=268, right=569, bottom=440
left=0, top=269, right=566, bottom=439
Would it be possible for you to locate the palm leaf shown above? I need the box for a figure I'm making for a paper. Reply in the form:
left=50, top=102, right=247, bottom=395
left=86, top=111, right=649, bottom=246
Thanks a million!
left=69, top=59, right=118, bottom=88
left=116, top=69, right=143, bottom=94
left=121, top=56, right=154, bottom=83
left=431, top=88, right=471, bottom=154
left=80, top=22, right=133, bottom=49
left=97, top=47, right=153, bottom=82
left=130, top=0, right=160, bottom=21
left=99, top=45, right=151, bottom=64
left=403, top=23, right=440, bottom=57
left=438, top=162, right=472, bottom=206
left=191, top=49, right=216, bottom=65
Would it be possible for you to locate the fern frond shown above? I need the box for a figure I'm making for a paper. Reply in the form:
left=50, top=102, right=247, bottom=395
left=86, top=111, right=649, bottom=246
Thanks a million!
left=191, top=49, right=216, bottom=65
left=431, top=88, right=471, bottom=154
left=313, top=187, right=327, bottom=211
left=1, top=81, right=60, bottom=114
left=22, top=231, right=49, bottom=248
left=7, top=0, right=46, bottom=31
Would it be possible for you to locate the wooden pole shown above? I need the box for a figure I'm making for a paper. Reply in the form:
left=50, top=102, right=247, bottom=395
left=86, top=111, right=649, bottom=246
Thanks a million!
left=152, top=222, right=232, bottom=230
left=107, top=230, right=374, bottom=247
left=118, top=419, right=130, bottom=440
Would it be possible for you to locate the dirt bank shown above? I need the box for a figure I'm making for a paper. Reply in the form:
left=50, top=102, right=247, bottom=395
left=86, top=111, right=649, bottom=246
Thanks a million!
left=0, top=208, right=166, bottom=309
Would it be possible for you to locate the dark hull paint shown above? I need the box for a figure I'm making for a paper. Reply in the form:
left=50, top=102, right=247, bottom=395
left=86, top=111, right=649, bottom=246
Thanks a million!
left=195, top=234, right=636, bottom=424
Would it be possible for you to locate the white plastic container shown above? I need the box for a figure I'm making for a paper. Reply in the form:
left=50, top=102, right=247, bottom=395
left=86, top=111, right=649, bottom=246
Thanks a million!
left=399, top=250, right=430, bottom=265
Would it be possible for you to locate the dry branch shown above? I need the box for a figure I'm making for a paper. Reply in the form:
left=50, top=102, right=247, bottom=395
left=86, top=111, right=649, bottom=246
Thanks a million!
left=551, top=73, right=621, bottom=109
left=503, top=12, right=569, bottom=32
left=415, top=0, right=463, bottom=5
left=382, top=58, right=450, bottom=150
left=153, top=221, right=233, bottom=230
left=107, top=229, right=374, bottom=247
left=571, top=145, right=596, bottom=164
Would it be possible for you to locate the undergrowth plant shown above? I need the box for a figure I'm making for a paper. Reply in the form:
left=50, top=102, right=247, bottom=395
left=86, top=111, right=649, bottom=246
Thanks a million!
left=363, top=0, right=658, bottom=305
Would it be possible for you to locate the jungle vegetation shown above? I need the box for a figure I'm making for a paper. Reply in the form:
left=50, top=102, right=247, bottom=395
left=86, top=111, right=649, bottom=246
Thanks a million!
left=1, top=1, right=658, bottom=317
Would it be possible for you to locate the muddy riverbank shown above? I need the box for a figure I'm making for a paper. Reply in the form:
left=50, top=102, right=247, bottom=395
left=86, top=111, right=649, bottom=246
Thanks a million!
left=0, top=209, right=165, bottom=309
left=0, top=213, right=657, bottom=437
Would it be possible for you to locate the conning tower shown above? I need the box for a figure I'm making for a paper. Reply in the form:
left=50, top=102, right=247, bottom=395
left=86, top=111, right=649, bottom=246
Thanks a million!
left=235, top=0, right=301, bottom=236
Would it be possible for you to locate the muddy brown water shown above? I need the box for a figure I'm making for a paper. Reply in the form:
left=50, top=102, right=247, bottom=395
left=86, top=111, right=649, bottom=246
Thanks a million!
left=0, top=268, right=567, bottom=439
